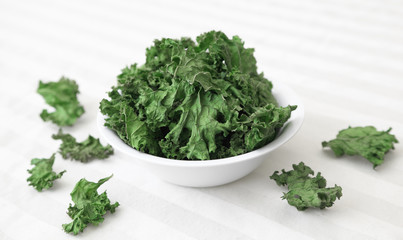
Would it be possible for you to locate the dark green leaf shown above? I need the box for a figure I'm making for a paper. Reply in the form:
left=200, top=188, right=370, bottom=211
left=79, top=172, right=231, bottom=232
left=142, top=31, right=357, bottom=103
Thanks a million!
left=62, top=175, right=119, bottom=235
left=322, top=126, right=398, bottom=168
left=52, top=129, right=114, bottom=163
left=27, top=154, right=66, bottom=191
left=37, top=76, right=85, bottom=126
left=270, top=162, right=342, bottom=211
left=100, top=31, right=296, bottom=160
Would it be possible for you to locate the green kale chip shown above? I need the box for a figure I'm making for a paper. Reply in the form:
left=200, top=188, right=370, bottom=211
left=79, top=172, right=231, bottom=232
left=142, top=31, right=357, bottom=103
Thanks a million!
left=270, top=162, right=342, bottom=211
left=52, top=129, right=114, bottom=163
left=27, top=154, right=66, bottom=191
left=100, top=30, right=296, bottom=160
left=322, top=126, right=398, bottom=168
left=37, top=76, right=85, bottom=126
left=62, top=175, right=119, bottom=235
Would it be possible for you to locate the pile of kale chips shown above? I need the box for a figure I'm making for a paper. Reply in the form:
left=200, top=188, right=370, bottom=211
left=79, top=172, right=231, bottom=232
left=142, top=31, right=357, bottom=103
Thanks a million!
left=100, top=31, right=296, bottom=160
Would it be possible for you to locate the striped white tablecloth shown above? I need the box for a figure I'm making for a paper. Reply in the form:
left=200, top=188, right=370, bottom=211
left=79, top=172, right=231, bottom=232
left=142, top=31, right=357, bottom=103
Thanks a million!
left=0, top=0, right=402, bottom=239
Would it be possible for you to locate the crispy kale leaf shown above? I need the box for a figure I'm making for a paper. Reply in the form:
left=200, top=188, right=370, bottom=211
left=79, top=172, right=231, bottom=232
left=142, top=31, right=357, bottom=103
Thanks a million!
left=27, top=154, right=66, bottom=191
left=100, top=31, right=296, bottom=160
left=52, top=129, right=114, bottom=162
left=270, top=162, right=342, bottom=211
left=37, top=76, right=85, bottom=126
left=62, top=175, right=119, bottom=235
left=322, top=126, right=398, bottom=168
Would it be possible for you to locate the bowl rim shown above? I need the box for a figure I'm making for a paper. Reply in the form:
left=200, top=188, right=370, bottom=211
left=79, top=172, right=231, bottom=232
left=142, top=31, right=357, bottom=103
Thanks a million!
left=97, top=80, right=304, bottom=167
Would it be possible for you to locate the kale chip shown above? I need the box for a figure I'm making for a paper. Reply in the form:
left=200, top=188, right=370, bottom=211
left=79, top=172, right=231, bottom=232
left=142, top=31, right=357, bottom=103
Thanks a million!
left=270, top=162, right=342, bottom=211
left=100, top=30, right=296, bottom=160
left=27, top=154, right=66, bottom=191
left=322, top=126, right=398, bottom=168
left=63, top=175, right=119, bottom=235
left=52, top=129, right=114, bottom=163
left=37, top=76, right=85, bottom=126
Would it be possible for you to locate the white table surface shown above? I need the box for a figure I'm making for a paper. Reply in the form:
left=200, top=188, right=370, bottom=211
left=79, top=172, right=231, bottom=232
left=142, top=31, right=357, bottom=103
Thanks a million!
left=0, top=0, right=402, bottom=239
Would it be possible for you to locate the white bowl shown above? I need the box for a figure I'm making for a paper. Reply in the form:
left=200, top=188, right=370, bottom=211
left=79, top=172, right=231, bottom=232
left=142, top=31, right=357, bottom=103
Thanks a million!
left=97, top=81, right=304, bottom=187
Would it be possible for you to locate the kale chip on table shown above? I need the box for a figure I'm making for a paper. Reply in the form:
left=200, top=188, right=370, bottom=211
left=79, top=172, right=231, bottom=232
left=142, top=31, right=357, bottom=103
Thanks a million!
left=271, top=162, right=342, bottom=210
left=27, top=154, right=66, bottom=191
left=37, top=77, right=85, bottom=126
left=52, top=129, right=114, bottom=163
left=322, top=126, right=398, bottom=168
left=63, top=175, right=119, bottom=235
